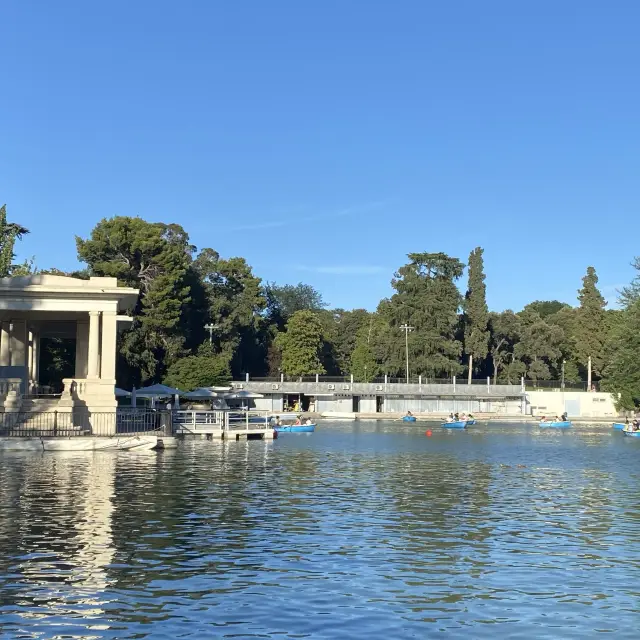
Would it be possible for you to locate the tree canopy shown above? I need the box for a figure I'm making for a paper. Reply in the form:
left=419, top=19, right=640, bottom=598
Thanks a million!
left=275, top=310, right=326, bottom=376
left=5, top=205, right=638, bottom=407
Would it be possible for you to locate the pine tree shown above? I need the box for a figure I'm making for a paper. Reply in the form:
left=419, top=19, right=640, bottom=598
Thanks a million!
left=618, top=256, right=640, bottom=309
left=573, top=266, right=607, bottom=377
left=463, top=247, right=489, bottom=381
left=275, top=310, right=326, bottom=376
left=0, top=204, right=29, bottom=277
left=385, top=252, right=464, bottom=378
left=76, top=217, right=194, bottom=384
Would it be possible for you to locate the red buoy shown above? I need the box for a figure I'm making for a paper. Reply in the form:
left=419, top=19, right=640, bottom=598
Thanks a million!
left=426, top=430, right=432, bottom=437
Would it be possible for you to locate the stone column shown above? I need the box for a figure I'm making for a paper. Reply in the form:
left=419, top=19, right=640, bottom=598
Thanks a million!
left=0, top=322, right=10, bottom=367
left=100, top=311, right=117, bottom=380
left=27, top=330, right=34, bottom=390
left=75, top=320, right=89, bottom=378
left=88, top=311, right=101, bottom=379
left=10, top=320, right=26, bottom=367
left=33, top=332, right=40, bottom=387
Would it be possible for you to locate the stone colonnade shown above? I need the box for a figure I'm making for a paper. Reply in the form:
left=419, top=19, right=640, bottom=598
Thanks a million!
left=0, top=311, right=118, bottom=392
left=74, top=311, right=118, bottom=382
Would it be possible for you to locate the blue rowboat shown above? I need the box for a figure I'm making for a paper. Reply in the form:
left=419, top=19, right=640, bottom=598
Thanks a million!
left=442, top=421, right=467, bottom=429
left=539, top=421, right=572, bottom=428
left=402, top=416, right=417, bottom=422
left=275, top=424, right=315, bottom=433
left=466, top=419, right=477, bottom=426
left=622, top=429, right=640, bottom=437
left=613, top=423, right=626, bottom=430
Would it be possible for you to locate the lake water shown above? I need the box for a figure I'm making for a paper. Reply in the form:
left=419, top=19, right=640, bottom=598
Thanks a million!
left=1, top=421, right=639, bottom=639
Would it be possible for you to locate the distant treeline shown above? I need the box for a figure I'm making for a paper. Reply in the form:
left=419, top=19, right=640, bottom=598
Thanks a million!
left=4, top=207, right=640, bottom=409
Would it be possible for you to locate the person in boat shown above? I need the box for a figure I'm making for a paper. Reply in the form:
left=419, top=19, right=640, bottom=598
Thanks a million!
left=447, top=413, right=454, bottom=423
left=460, top=413, right=468, bottom=421
left=454, top=413, right=459, bottom=421
left=294, top=416, right=302, bottom=425
left=468, top=413, right=475, bottom=420
left=633, top=419, right=639, bottom=431
left=540, top=416, right=548, bottom=423
left=406, top=411, right=413, bottom=417
left=561, top=412, right=568, bottom=422
left=274, top=416, right=282, bottom=426
left=305, top=418, right=313, bottom=425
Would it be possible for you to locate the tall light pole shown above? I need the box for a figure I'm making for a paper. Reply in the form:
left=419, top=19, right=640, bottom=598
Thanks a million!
left=561, top=359, right=566, bottom=389
left=204, top=323, right=218, bottom=344
left=399, top=324, right=414, bottom=381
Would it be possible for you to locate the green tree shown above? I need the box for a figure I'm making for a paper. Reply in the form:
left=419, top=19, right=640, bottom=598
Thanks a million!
left=489, top=311, right=522, bottom=383
left=385, top=252, right=464, bottom=377
left=275, top=310, right=326, bottom=376
left=163, top=345, right=231, bottom=391
left=350, top=317, right=382, bottom=382
left=463, top=247, right=489, bottom=380
left=265, top=282, right=325, bottom=327
left=602, top=300, right=640, bottom=410
left=76, top=216, right=194, bottom=385
left=618, top=256, right=640, bottom=309
left=0, top=204, right=29, bottom=276
left=192, top=249, right=267, bottom=377
left=522, top=300, right=568, bottom=319
left=515, top=313, right=564, bottom=382
left=573, top=266, right=607, bottom=378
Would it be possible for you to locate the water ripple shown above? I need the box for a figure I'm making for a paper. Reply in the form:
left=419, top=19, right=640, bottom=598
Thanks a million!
left=1, top=422, right=640, bottom=638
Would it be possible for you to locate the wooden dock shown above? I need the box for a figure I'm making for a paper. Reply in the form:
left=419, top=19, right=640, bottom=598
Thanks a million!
left=173, top=410, right=275, bottom=440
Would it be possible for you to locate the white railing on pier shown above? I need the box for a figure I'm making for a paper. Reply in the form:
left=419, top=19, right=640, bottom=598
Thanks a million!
left=174, top=410, right=274, bottom=433
left=226, top=410, right=273, bottom=432
left=174, top=410, right=227, bottom=432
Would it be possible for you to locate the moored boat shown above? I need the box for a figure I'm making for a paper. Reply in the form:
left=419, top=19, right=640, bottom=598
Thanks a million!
left=274, top=424, right=316, bottom=433
left=539, top=421, right=572, bottom=428
left=442, top=421, right=467, bottom=429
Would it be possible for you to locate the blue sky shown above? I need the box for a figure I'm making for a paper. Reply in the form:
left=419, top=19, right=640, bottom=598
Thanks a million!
left=1, top=1, right=638, bottom=311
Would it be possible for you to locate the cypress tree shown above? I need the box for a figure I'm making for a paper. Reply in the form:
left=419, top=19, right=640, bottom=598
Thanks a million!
left=275, top=310, right=326, bottom=376
left=573, top=266, right=607, bottom=378
left=463, top=247, right=489, bottom=381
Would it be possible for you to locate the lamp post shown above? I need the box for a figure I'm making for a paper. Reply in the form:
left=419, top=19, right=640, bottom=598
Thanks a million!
left=561, top=359, right=566, bottom=390
left=204, top=323, right=218, bottom=344
left=399, top=324, right=414, bottom=382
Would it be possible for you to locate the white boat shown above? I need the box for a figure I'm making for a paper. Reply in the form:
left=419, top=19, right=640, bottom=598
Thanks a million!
left=0, top=435, right=159, bottom=452
left=320, top=412, right=356, bottom=420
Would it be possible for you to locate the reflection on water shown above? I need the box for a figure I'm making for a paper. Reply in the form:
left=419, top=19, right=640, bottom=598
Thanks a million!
left=1, top=422, right=640, bottom=638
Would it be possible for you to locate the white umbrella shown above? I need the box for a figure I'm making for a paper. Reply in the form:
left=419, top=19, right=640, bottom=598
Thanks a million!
left=135, top=383, right=183, bottom=397
left=183, top=387, right=227, bottom=399
left=115, top=387, right=131, bottom=397
left=224, top=389, right=264, bottom=411
left=224, top=390, right=264, bottom=400
left=136, top=383, right=183, bottom=410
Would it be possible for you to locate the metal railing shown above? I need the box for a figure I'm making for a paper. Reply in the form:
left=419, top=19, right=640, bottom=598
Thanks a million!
left=524, top=380, right=599, bottom=392
left=0, top=409, right=171, bottom=438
